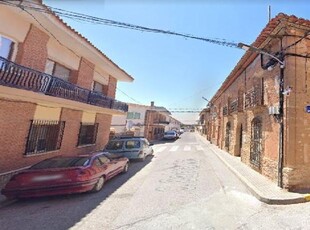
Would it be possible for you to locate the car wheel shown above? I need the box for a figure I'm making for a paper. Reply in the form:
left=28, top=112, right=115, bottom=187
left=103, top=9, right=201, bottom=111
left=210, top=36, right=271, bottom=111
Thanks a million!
left=92, top=176, right=105, bottom=192
left=122, top=162, right=129, bottom=173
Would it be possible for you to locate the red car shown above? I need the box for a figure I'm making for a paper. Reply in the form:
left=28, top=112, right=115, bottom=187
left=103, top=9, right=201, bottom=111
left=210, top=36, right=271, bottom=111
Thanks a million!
left=1, top=152, right=129, bottom=199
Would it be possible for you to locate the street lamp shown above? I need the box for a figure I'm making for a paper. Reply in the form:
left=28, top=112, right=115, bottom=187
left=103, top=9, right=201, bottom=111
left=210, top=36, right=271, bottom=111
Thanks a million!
left=238, top=42, right=285, bottom=188
left=238, top=43, right=285, bottom=68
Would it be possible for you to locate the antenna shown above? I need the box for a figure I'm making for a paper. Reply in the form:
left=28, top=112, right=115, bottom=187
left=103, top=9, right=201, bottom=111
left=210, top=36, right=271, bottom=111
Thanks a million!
left=268, top=5, right=271, bottom=22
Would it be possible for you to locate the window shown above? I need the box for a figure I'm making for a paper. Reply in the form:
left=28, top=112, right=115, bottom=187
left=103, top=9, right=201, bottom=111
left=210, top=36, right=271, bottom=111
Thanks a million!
left=98, top=155, right=110, bottom=164
left=93, top=81, right=104, bottom=93
left=105, top=141, right=124, bottom=150
left=127, top=112, right=141, bottom=119
left=250, top=117, right=262, bottom=167
left=93, top=158, right=102, bottom=167
left=134, top=112, right=141, bottom=119
left=25, top=120, right=65, bottom=155
left=127, top=112, right=134, bottom=119
left=31, top=157, right=90, bottom=169
left=0, top=35, right=14, bottom=60
left=77, top=123, right=99, bottom=146
left=125, top=140, right=141, bottom=149
left=45, top=59, right=71, bottom=81
left=225, top=122, right=231, bottom=151
left=238, top=90, right=244, bottom=112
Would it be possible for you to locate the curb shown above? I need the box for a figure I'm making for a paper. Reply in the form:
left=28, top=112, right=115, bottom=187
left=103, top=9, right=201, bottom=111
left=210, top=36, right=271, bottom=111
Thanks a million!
left=212, top=148, right=306, bottom=205
left=197, top=134, right=308, bottom=205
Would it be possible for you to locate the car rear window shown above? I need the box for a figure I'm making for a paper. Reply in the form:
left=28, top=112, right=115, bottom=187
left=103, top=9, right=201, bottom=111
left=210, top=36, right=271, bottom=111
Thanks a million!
left=125, top=140, right=141, bottom=149
left=30, top=157, right=90, bottom=169
left=165, top=131, right=176, bottom=135
left=105, top=141, right=124, bottom=150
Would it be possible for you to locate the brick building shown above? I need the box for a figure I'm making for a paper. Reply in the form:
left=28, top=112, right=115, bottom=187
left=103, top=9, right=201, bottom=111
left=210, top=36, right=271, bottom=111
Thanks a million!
left=203, top=14, right=310, bottom=191
left=0, top=0, right=133, bottom=180
left=111, top=102, right=174, bottom=141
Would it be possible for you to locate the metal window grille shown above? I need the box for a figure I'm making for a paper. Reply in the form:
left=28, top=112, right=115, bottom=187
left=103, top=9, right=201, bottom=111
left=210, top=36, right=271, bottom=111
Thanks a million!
left=225, top=122, right=231, bottom=150
left=223, top=106, right=228, bottom=116
left=77, top=123, right=99, bottom=146
left=250, top=117, right=262, bottom=167
left=230, top=99, right=238, bottom=113
left=25, top=120, right=65, bottom=155
left=238, top=90, right=244, bottom=112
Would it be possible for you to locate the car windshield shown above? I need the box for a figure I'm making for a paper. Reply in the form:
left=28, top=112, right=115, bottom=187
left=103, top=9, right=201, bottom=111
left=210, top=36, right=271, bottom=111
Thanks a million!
left=125, top=140, right=141, bottom=149
left=30, top=157, right=90, bottom=169
left=105, top=141, right=124, bottom=150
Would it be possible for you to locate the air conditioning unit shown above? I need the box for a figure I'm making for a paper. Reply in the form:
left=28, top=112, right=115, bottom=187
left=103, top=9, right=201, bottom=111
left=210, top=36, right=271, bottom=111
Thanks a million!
left=268, top=106, right=280, bottom=115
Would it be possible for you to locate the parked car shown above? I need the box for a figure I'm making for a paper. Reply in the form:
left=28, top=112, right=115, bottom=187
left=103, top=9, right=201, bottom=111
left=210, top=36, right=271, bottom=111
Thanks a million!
left=163, top=131, right=178, bottom=140
left=1, top=152, right=129, bottom=199
left=104, top=136, right=154, bottom=161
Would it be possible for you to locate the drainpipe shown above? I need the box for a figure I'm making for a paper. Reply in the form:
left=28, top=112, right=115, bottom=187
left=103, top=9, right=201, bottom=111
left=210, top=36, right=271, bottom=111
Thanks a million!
left=278, top=59, right=285, bottom=188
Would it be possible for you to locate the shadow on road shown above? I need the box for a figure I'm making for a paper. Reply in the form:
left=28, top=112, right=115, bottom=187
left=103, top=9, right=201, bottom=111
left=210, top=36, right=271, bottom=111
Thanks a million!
left=0, top=156, right=154, bottom=230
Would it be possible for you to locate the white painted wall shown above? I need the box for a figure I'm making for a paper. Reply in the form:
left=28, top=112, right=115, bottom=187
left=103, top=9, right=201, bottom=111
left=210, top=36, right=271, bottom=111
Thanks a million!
left=111, top=103, right=150, bottom=136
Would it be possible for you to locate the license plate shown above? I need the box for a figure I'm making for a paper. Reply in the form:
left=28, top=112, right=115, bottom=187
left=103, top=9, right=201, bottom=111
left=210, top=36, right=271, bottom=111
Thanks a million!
left=32, top=174, right=63, bottom=182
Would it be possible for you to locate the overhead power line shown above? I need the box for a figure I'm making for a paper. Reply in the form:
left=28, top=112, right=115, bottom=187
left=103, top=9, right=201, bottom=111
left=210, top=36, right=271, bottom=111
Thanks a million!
left=0, top=0, right=240, bottom=105
left=0, top=0, right=239, bottom=48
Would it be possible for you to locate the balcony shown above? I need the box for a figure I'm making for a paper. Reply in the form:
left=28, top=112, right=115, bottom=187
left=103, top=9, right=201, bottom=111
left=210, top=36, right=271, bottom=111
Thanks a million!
left=230, top=99, right=238, bottom=114
left=0, top=57, right=128, bottom=112
left=244, top=87, right=263, bottom=109
left=158, top=120, right=170, bottom=125
left=223, top=105, right=228, bottom=116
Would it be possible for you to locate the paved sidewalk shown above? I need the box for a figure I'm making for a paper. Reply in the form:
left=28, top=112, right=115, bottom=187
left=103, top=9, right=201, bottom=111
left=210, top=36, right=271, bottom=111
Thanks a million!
left=198, top=134, right=310, bottom=205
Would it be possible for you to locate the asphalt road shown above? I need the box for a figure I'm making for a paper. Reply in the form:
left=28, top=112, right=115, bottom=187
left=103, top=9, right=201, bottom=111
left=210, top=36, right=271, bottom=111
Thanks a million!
left=1, top=132, right=310, bottom=230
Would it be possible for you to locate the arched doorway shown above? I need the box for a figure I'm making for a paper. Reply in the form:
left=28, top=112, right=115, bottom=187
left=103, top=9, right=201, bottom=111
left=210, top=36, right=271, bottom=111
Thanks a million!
left=225, top=121, right=231, bottom=151
left=235, top=123, right=243, bottom=157
left=250, top=117, right=262, bottom=168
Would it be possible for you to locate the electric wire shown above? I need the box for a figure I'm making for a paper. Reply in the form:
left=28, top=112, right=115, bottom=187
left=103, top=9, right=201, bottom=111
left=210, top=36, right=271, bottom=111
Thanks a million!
left=2, top=1, right=142, bottom=104
left=0, top=0, right=239, bottom=48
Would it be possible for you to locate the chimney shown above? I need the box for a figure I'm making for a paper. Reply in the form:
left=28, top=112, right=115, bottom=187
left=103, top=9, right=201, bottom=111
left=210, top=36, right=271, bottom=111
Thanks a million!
left=151, top=101, right=154, bottom=107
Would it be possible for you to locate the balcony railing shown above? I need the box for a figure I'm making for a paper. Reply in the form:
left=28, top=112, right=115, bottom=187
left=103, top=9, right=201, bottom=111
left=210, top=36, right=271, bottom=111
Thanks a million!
left=157, top=120, right=170, bottom=125
left=0, top=56, right=128, bottom=112
left=230, top=99, right=238, bottom=113
left=244, top=87, right=263, bottom=109
left=223, top=105, right=228, bottom=116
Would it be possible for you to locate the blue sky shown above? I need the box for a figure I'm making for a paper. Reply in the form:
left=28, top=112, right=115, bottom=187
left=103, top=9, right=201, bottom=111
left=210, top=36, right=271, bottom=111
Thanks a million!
left=45, top=0, right=309, bottom=124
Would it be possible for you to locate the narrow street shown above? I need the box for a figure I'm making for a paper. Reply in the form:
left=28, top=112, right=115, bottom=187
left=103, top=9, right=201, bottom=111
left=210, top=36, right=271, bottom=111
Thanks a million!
left=1, top=132, right=310, bottom=230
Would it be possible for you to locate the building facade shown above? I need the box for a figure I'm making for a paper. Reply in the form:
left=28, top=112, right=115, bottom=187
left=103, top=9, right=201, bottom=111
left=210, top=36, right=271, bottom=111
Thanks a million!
left=0, top=0, right=133, bottom=179
left=111, top=103, right=149, bottom=137
left=111, top=102, right=178, bottom=141
left=198, top=108, right=210, bottom=136
left=203, top=14, right=310, bottom=191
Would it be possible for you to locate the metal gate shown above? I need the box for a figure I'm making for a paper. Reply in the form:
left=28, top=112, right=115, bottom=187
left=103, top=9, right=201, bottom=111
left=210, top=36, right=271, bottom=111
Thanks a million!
left=250, top=117, right=262, bottom=167
left=225, top=122, right=231, bottom=151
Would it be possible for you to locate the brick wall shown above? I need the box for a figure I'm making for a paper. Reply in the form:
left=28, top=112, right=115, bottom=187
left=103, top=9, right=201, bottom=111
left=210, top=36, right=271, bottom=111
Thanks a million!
left=0, top=100, right=36, bottom=172
left=95, top=113, right=112, bottom=150
left=15, top=24, right=49, bottom=72
left=107, top=76, right=117, bottom=98
left=70, top=57, right=95, bottom=90
left=58, top=109, right=113, bottom=155
left=0, top=100, right=64, bottom=173
left=207, top=41, right=282, bottom=183
left=204, top=25, right=310, bottom=190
